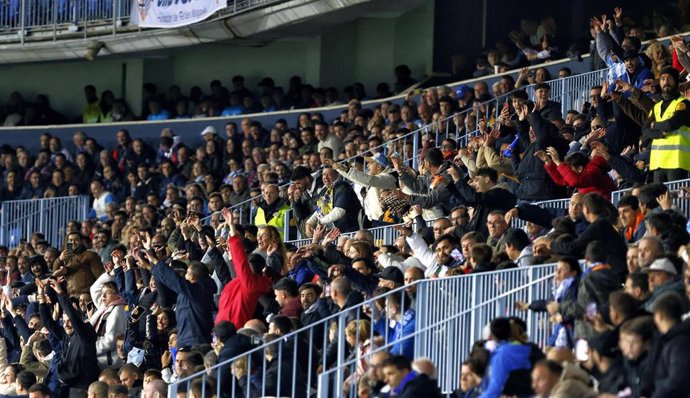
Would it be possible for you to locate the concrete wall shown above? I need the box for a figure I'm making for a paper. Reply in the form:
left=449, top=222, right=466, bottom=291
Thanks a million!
left=0, top=1, right=434, bottom=120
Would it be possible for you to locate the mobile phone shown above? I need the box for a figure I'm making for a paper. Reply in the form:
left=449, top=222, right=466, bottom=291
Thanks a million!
left=65, top=243, right=74, bottom=253
left=451, top=248, right=464, bottom=262
left=575, top=339, right=589, bottom=362
left=586, top=302, right=597, bottom=318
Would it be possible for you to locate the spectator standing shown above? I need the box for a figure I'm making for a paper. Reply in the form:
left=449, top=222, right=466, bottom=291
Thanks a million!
left=642, top=66, right=690, bottom=182
left=52, top=232, right=104, bottom=296
left=38, top=278, right=99, bottom=397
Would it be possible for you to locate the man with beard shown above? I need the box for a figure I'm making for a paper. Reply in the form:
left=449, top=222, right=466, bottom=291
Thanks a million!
left=254, top=184, right=291, bottom=239
left=51, top=232, right=104, bottom=296
left=298, top=283, right=331, bottom=347
left=642, top=66, right=690, bottom=182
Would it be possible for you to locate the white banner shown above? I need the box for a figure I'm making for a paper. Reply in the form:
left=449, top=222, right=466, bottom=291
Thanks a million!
left=131, top=0, right=227, bottom=28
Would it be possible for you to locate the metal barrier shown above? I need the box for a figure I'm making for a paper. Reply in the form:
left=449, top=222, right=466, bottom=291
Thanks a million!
left=611, top=178, right=690, bottom=217
left=0, top=196, right=90, bottom=248
left=168, top=263, right=556, bottom=397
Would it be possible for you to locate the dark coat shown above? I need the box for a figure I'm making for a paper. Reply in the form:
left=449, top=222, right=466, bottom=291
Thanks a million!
left=151, top=261, right=217, bottom=348
left=550, top=217, right=628, bottom=283
left=398, top=373, right=442, bottom=398
left=451, top=179, right=516, bottom=238
left=648, top=320, right=690, bottom=398
left=40, top=293, right=99, bottom=391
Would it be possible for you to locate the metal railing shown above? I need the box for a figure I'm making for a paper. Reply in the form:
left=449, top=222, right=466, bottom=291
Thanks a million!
left=235, top=68, right=609, bottom=238
left=0, top=195, right=89, bottom=248
left=169, top=264, right=556, bottom=398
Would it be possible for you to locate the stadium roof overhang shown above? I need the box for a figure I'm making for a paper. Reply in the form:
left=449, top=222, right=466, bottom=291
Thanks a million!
left=0, top=0, right=425, bottom=64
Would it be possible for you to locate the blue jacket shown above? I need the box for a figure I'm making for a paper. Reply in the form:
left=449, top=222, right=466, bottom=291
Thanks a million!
left=152, top=262, right=217, bottom=348
left=374, top=308, right=416, bottom=359
left=478, top=342, right=532, bottom=398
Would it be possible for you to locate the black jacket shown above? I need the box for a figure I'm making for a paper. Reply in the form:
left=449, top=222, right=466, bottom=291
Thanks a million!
left=511, top=113, right=568, bottom=201
left=559, top=265, right=620, bottom=341
left=648, top=320, right=690, bottom=398
left=550, top=217, right=628, bottom=283
left=451, top=179, right=516, bottom=238
left=40, top=293, right=99, bottom=390
left=218, top=333, right=255, bottom=398
left=623, top=350, right=651, bottom=398
left=151, top=261, right=217, bottom=348
left=399, top=373, right=442, bottom=398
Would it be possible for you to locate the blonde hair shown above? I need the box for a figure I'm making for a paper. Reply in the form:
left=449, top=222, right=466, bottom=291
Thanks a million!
left=259, top=225, right=288, bottom=274
left=345, top=319, right=371, bottom=344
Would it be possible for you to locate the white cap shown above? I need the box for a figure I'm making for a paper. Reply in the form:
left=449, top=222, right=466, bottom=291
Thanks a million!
left=201, top=125, right=217, bottom=136
left=642, top=258, right=678, bottom=276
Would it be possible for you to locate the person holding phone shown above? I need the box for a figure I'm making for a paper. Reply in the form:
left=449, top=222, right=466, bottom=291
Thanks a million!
left=51, top=232, right=104, bottom=297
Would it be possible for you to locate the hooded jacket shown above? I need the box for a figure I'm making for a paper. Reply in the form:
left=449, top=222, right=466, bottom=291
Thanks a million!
left=478, top=342, right=532, bottom=398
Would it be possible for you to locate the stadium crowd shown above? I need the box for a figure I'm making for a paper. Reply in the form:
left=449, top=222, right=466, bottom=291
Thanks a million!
left=0, top=5, right=689, bottom=398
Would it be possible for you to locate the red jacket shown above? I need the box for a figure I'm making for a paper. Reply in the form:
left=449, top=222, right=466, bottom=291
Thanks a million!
left=215, top=235, right=272, bottom=329
left=544, top=155, right=616, bottom=199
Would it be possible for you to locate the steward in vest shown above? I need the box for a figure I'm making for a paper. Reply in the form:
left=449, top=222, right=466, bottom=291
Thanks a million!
left=254, top=183, right=292, bottom=238
left=642, top=66, right=690, bottom=183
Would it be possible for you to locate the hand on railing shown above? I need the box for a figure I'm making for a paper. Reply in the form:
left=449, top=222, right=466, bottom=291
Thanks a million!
left=514, top=301, right=529, bottom=311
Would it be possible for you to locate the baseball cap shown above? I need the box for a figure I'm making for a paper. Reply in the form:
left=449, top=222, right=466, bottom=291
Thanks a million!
left=376, top=266, right=404, bottom=285
left=200, top=126, right=217, bottom=136
left=455, top=85, right=470, bottom=99
left=365, top=152, right=390, bottom=168
left=388, top=104, right=401, bottom=113
left=642, top=258, right=677, bottom=276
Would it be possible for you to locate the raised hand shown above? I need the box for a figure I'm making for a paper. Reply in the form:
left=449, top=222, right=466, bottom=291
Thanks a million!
left=221, top=207, right=233, bottom=225
left=393, top=223, right=413, bottom=238
left=615, top=79, right=633, bottom=93
left=613, top=7, right=623, bottom=24
left=266, top=242, right=278, bottom=257
left=545, top=147, right=561, bottom=165
left=620, top=145, right=636, bottom=157
left=48, top=279, right=63, bottom=295
left=312, top=224, right=327, bottom=245
left=323, top=227, right=341, bottom=246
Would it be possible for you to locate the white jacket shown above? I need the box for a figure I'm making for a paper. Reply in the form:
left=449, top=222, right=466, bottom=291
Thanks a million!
left=90, top=272, right=127, bottom=369
left=337, top=167, right=397, bottom=221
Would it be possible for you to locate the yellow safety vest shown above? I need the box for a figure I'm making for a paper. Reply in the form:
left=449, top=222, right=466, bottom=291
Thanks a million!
left=254, top=202, right=292, bottom=239
left=649, top=96, right=690, bottom=171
